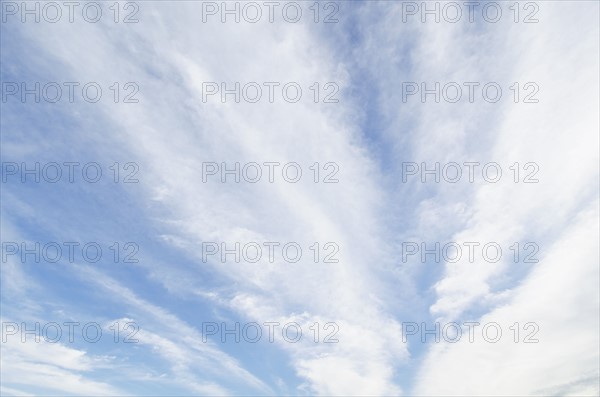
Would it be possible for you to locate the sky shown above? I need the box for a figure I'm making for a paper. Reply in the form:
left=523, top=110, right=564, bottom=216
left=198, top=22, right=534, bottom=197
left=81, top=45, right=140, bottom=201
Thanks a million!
left=0, top=1, right=599, bottom=396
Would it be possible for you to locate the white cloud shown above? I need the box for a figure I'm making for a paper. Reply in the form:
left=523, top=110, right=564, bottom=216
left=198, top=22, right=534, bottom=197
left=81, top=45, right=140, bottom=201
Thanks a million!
left=1, top=336, right=124, bottom=396
left=2, top=1, right=598, bottom=395
left=413, top=201, right=599, bottom=396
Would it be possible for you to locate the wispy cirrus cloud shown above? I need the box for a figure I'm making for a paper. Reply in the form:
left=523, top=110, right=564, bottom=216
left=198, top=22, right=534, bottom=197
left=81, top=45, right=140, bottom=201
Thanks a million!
left=1, top=1, right=598, bottom=396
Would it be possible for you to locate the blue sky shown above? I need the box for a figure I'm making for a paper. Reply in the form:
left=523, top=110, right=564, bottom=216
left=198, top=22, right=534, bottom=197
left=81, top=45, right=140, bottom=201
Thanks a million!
left=1, top=1, right=599, bottom=395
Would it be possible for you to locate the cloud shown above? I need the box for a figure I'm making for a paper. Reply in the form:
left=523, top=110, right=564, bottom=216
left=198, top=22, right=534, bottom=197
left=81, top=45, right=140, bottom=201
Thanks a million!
left=1, top=334, right=124, bottom=396
left=1, top=1, right=598, bottom=395
left=413, top=201, right=599, bottom=396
